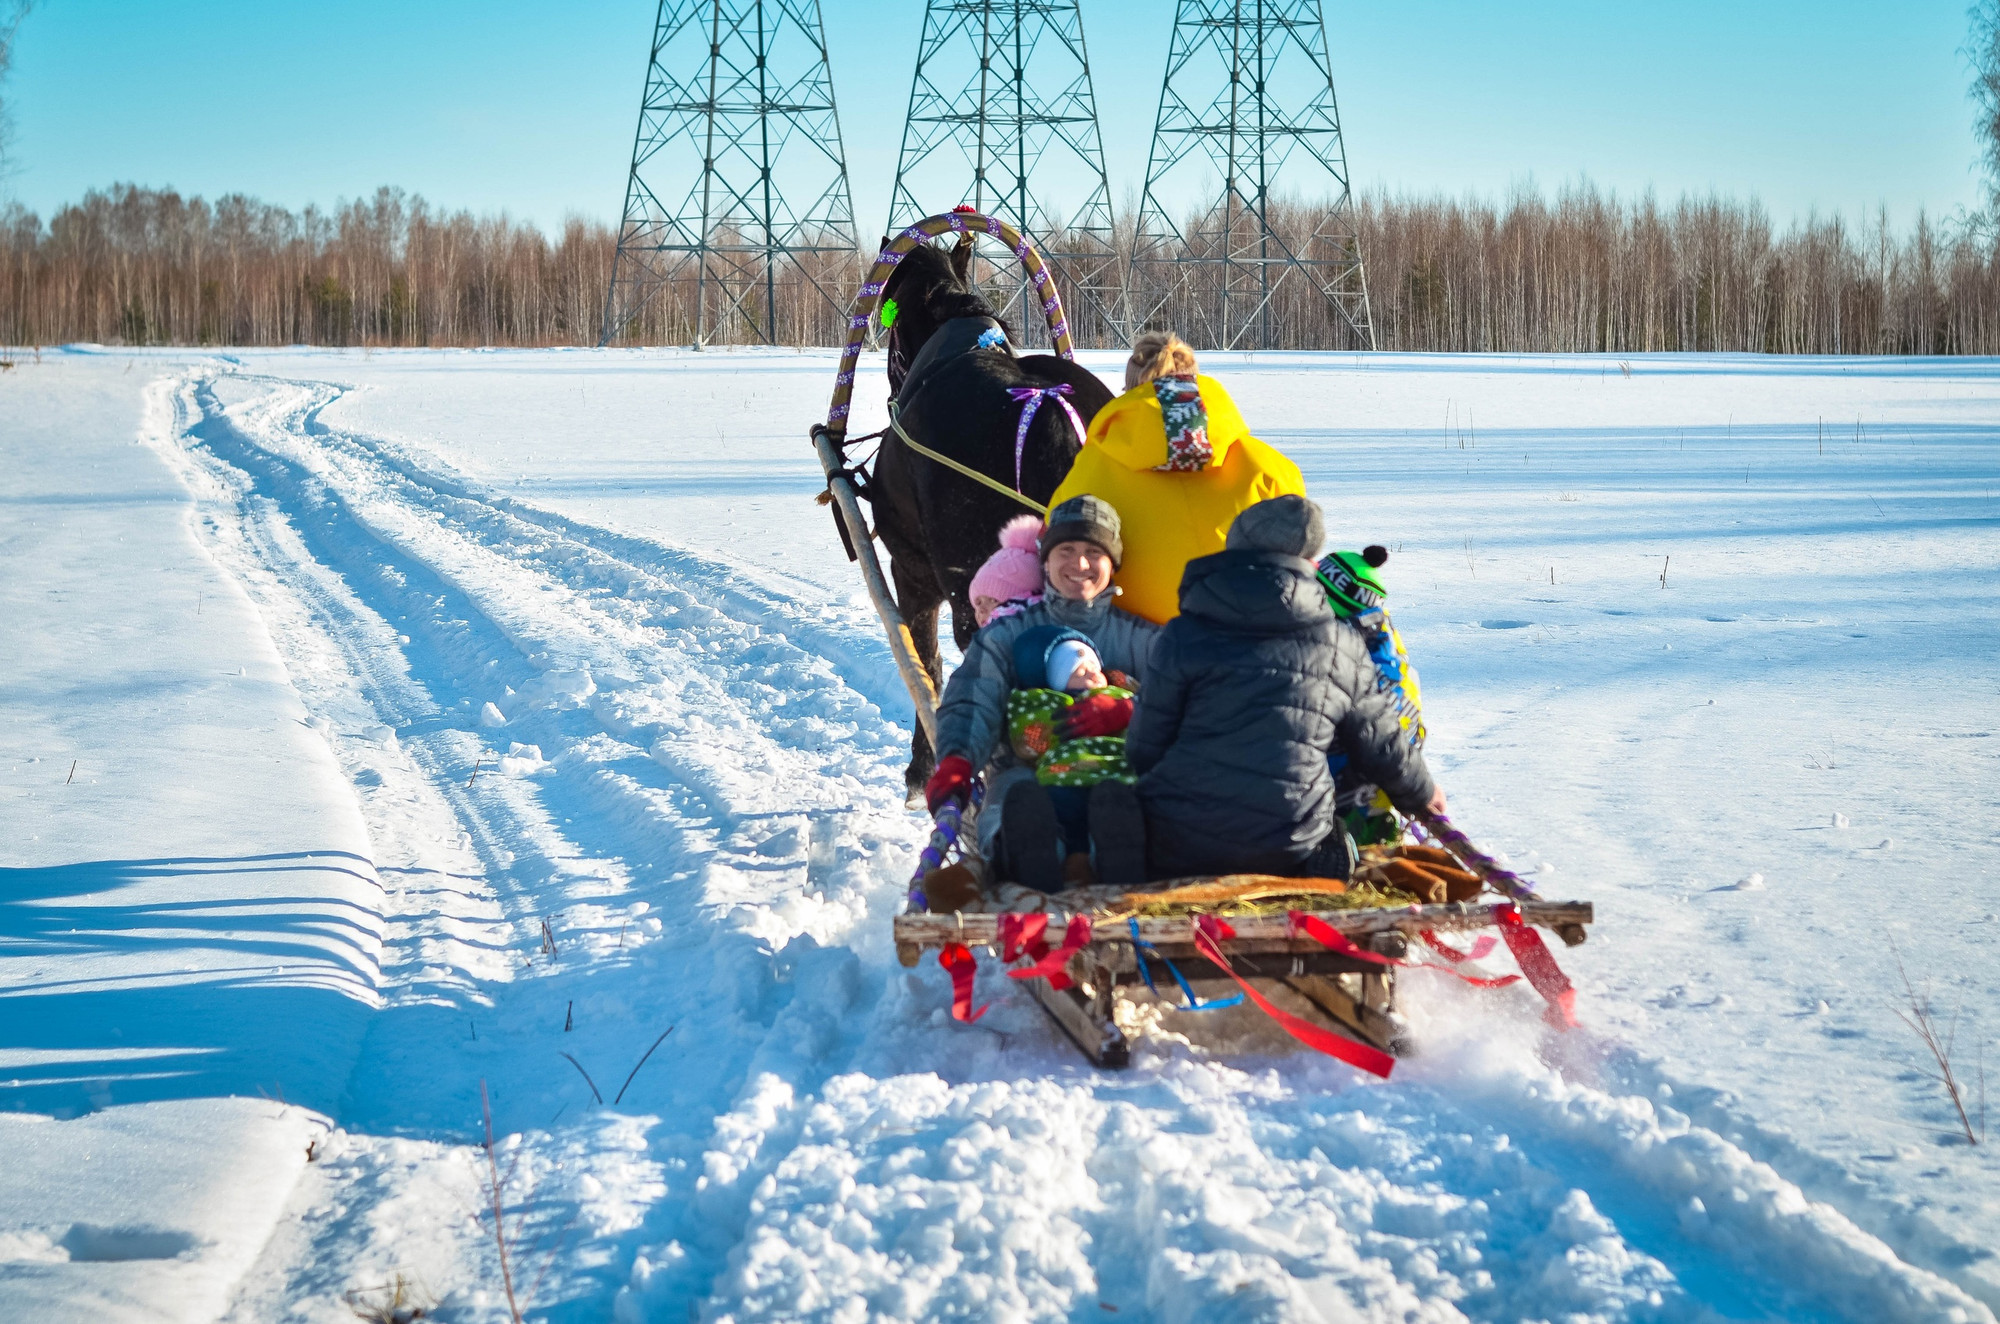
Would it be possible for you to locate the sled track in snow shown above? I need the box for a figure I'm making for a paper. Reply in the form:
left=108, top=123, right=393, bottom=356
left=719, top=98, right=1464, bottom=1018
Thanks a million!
left=158, top=367, right=1994, bottom=1323
left=164, top=367, right=923, bottom=1315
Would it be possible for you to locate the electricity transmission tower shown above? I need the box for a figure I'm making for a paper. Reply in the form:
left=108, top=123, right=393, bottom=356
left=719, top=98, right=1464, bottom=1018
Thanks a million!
left=887, top=0, right=1123, bottom=347
left=1130, top=0, right=1376, bottom=350
left=601, top=0, right=859, bottom=346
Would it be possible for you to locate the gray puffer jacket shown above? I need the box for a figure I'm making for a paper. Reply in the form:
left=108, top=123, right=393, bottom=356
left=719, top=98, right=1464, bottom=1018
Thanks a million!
left=935, top=592, right=1161, bottom=774
left=1125, top=549, right=1437, bottom=878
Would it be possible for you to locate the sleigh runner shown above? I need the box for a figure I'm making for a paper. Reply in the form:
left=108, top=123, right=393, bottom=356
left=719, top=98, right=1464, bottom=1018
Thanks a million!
left=814, top=210, right=1595, bottom=1073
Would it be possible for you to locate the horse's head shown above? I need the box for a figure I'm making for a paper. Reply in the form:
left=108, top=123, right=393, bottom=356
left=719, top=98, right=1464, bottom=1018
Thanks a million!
left=881, top=236, right=1006, bottom=395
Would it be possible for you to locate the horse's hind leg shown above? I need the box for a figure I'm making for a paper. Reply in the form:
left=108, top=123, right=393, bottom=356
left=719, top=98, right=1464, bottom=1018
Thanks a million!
left=891, top=558, right=945, bottom=805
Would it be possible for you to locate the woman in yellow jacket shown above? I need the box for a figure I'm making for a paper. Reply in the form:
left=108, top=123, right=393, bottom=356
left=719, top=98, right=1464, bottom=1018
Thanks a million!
left=1047, top=332, right=1306, bottom=624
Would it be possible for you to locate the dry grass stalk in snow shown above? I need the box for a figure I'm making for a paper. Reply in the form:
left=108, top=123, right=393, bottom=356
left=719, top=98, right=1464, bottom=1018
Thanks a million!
left=558, top=1051, right=603, bottom=1105
left=1891, top=943, right=1983, bottom=1146
left=479, top=1080, right=527, bottom=1323
left=345, top=1271, right=434, bottom=1323
left=473, top=1081, right=583, bottom=1321
left=614, top=1025, right=674, bottom=1105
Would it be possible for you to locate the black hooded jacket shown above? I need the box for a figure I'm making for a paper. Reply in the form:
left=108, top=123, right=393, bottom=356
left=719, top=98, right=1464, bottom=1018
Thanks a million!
left=1125, top=549, right=1438, bottom=878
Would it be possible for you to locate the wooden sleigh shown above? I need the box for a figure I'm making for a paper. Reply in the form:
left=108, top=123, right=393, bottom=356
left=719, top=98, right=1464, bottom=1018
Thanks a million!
left=896, top=900, right=1593, bottom=1069
left=813, top=210, right=1595, bottom=1073
left=888, top=816, right=1592, bottom=1072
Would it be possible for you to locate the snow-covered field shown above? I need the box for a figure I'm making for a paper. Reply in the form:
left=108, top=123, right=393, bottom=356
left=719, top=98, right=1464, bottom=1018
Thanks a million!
left=2, top=344, right=1996, bottom=1323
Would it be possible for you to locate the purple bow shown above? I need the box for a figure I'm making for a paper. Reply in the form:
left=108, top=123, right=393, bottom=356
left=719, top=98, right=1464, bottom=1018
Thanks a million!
left=1007, top=384, right=1087, bottom=493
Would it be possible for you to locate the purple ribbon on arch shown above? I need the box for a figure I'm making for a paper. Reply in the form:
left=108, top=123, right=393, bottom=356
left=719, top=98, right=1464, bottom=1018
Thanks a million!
left=1007, top=384, right=1087, bottom=493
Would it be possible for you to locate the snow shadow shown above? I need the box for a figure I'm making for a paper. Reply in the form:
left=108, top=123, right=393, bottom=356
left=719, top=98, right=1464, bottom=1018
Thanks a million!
left=0, top=851, right=380, bottom=1119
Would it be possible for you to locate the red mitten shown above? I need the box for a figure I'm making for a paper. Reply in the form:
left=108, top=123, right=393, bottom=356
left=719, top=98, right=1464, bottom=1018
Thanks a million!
left=924, top=755, right=975, bottom=812
left=1057, top=693, right=1133, bottom=739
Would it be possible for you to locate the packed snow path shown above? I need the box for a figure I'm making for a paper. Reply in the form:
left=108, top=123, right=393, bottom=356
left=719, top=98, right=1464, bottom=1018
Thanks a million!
left=3, top=349, right=1996, bottom=1323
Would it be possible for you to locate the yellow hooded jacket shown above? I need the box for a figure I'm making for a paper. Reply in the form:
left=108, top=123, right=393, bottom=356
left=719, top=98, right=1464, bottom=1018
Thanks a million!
left=1048, top=374, right=1306, bottom=624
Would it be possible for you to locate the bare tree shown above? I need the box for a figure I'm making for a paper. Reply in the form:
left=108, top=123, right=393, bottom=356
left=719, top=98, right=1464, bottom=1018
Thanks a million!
left=0, top=2, right=35, bottom=183
left=1974, top=4, right=2000, bottom=212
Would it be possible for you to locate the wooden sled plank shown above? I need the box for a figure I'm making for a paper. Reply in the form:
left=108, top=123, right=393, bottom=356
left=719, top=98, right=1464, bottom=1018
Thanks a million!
left=1134, top=959, right=1411, bottom=1060
left=1021, top=960, right=1130, bottom=1069
left=1130, top=948, right=1388, bottom=982
left=1015, top=944, right=1407, bottom=1070
left=1230, top=936, right=1415, bottom=1058
left=894, top=899, right=1593, bottom=953
left=1277, top=972, right=1413, bottom=1057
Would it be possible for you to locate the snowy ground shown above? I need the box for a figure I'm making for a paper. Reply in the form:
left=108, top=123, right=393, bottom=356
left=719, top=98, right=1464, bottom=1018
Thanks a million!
left=2, top=344, right=1996, bottom=1323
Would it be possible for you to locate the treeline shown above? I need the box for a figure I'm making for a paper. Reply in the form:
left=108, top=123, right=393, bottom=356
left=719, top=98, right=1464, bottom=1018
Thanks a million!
left=2, top=182, right=1995, bottom=353
left=0, top=187, right=622, bottom=348
left=1349, top=189, right=1983, bottom=355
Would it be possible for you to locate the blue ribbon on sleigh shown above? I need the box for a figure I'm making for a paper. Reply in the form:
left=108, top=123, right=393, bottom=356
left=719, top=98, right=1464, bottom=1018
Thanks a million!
left=1128, top=918, right=1244, bottom=1012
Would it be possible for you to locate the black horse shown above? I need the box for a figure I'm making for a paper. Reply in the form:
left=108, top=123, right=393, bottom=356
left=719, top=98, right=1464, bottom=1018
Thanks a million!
left=871, top=239, right=1114, bottom=797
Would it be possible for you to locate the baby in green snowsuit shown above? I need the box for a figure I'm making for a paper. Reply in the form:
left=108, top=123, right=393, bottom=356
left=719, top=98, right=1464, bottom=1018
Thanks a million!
left=1005, top=627, right=1134, bottom=854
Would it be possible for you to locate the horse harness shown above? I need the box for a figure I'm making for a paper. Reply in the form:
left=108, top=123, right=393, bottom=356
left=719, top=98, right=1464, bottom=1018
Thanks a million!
left=834, top=315, right=1084, bottom=519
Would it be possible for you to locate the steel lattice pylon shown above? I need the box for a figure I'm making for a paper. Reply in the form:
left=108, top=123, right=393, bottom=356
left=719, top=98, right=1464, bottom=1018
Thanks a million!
left=887, top=0, right=1123, bottom=348
left=1131, top=0, right=1375, bottom=351
left=601, top=0, right=859, bottom=347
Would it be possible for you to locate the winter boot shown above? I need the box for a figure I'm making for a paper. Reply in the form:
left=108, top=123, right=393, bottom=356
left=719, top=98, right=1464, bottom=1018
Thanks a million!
left=1301, top=825, right=1357, bottom=883
left=997, top=779, right=1064, bottom=894
left=1088, top=781, right=1147, bottom=891
left=921, top=862, right=983, bottom=913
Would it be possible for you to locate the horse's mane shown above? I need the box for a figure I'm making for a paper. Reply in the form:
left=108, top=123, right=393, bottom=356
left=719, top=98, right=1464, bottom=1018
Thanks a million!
left=890, top=244, right=1015, bottom=340
left=932, top=288, right=1004, bottom=327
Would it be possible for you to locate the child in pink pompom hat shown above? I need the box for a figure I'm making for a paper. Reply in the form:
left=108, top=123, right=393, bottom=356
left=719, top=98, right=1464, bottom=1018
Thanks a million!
left=969, top=514, right=1045, bottom=627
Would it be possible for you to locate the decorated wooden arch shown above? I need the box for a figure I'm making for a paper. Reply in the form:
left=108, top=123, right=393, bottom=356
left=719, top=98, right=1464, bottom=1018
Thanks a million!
left=822, top=209, right=1077, bottom=438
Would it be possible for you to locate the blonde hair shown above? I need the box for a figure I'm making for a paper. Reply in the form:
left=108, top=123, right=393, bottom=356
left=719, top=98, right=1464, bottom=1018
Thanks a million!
left=1124, top=331, right=1199, bottom=391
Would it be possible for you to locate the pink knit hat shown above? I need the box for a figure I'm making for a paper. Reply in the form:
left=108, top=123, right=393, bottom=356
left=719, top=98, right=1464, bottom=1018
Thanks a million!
left=969, top=515, right=1045, bottom=608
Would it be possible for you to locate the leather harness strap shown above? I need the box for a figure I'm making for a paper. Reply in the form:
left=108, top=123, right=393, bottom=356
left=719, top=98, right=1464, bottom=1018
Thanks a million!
left=885, top=406, right=1050, bottom=517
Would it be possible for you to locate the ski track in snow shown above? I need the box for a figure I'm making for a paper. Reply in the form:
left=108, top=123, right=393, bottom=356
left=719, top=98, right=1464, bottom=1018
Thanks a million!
left=137, top=364, right=1993, bottom=1324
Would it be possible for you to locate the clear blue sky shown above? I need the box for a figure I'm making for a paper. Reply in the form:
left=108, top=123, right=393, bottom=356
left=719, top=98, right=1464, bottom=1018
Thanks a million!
left=2, top=0, right=1983, bottom=233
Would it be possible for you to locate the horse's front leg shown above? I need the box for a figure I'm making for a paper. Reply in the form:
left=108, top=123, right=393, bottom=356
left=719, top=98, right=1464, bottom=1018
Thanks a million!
left=892, top=558, right=945, bottom=805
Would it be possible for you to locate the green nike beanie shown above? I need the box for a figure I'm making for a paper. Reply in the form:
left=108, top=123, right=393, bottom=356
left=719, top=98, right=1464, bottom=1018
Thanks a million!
left=1316, top=545, right=1389, bottom=617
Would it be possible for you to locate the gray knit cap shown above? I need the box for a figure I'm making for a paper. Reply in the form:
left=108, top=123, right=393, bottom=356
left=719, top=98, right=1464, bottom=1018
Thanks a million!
left=1225, top=494, right=1325, bottom=560
left=1039, top=494, right=1123, bottom=567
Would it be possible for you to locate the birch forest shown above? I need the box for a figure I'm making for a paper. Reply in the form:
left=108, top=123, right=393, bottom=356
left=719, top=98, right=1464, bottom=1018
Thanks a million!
left=2, top=182, right=1994, bottom=353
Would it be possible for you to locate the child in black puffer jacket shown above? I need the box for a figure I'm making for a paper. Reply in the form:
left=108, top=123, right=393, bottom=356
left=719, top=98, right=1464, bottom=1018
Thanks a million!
left=1125, top=496, right=1445, bottom=880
